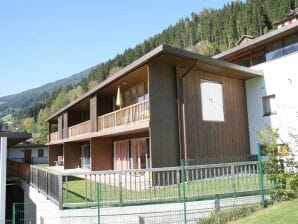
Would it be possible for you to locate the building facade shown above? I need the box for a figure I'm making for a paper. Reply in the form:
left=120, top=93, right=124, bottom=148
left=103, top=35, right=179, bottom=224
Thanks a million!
left=46, top=45, right=261, bottom=171
left=214, top=20, right=298, bottom=158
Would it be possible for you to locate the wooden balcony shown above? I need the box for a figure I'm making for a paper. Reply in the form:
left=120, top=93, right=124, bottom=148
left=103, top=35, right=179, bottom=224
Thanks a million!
left=50, top=131, right=58, bottom=142
left=48, top=101, right=149, bottom=143
left=68, top=120, right=91, bottom=138
left=98, top=100, right=149, bottom=131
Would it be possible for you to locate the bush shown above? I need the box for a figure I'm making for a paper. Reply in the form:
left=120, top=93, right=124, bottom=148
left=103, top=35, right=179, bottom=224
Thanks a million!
left=257, top=126, right=298, bottom=201
left=197, top=206, right=258, bottom=224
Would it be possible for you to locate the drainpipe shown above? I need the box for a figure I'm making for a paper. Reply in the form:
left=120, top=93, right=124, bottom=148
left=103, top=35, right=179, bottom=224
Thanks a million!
left=177, top=60, right=198, bottom=168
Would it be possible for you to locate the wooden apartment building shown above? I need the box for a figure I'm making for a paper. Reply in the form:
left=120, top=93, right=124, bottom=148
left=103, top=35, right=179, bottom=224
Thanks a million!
left=46, top=45, right=262, bottom=171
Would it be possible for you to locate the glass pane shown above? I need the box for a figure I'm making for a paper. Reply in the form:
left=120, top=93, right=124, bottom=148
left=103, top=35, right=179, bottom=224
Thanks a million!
left=283, top=34, right=298, bottom=55
left=131, top=88, right=137, bottom=104
left=137, top=83, right=145, bottom=102
left=124, top=90, right=131, bottom=107
left=266, top=41, right=283, bottom=61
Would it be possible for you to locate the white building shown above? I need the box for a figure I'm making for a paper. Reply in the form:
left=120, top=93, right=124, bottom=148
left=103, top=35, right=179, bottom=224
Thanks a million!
left=214, top=19, right=298, bottom=160
left=8, top=140, right=48, bottom=165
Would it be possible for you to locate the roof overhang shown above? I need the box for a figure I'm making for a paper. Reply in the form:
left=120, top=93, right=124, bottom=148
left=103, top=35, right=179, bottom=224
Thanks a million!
left=0, top=131, right=32, bottom=147
left=47, top=45, right=262, bottom=121
left=213, top=21, right=298, bottom=60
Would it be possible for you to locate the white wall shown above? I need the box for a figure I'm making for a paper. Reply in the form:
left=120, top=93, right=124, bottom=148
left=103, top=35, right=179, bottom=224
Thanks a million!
left=8, top=147, right=48, bottom=159
left=246, top=52, right=298, bottom=159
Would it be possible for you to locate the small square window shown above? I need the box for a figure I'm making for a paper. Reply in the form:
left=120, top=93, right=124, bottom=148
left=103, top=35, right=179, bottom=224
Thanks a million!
left=38, top=149, right=44, bottom=157
left=262, top=95, right=276, bottom=116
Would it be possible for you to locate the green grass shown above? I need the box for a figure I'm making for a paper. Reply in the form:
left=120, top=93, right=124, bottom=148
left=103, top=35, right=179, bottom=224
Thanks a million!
left=230, top=199, right=298, bottom=224
left=62, top=173, right=271, bottom=206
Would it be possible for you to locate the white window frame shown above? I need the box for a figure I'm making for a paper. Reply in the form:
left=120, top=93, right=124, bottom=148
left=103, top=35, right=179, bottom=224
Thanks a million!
left=200, top=80, right=225, bottom=122
left=262, top=94, right=277, bottom=116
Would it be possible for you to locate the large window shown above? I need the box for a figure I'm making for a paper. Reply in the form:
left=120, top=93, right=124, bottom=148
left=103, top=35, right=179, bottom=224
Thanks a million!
left=123, top=81, right=148, bottom=107
left=233, top=34, right=298, bottom=67
left=262, top=94, right=276, bottom=116
left=200, top=80, right=224, bottom=121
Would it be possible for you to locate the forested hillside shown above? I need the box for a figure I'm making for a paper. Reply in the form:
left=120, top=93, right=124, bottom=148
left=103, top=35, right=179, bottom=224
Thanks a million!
left=6, top=0, right=297, bottom=143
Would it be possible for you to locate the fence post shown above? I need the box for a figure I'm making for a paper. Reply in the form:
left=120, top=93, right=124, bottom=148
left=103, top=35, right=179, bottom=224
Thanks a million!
left=257, top=143, right=265, bottom=208
left=119, top=172, right=123, bottom=206
left=181, top=160, right=187, bottom=224
left=58, top=175, right=63, bottom=210
left=214, top=194, right=220, bottom=213
left=231, top=165, right=236, bottom=197
left=12, top=203, right=16, bottom=224
left=177, top=169, right=181, bottom=202
left=97, top=183, right=101, bottom=224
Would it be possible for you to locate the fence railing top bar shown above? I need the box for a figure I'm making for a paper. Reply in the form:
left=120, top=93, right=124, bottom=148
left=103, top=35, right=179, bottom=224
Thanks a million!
left=186, top=161, right=258, bottom=169
left=30, top=160, right=258, bottom=177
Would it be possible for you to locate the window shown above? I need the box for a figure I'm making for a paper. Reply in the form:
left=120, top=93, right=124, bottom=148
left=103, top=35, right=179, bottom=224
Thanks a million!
left=262, top=95, right=276, bottom=116
left=38, top=149, right=44, bottom=157
left=266, top=40, right=283, bottom=61
left=123, top=81, right=148, bottom=107
left=200, top=80, right=224, bottom=121
left=283, top=33, right=298, bottom=56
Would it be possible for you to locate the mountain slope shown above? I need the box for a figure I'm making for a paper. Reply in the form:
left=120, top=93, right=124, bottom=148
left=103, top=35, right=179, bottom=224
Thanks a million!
left=0, top=67, right=93, bottom=117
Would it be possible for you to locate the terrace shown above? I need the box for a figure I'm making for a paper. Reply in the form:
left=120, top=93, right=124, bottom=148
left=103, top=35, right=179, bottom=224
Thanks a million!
left=29, top=160, right=270, bottom=210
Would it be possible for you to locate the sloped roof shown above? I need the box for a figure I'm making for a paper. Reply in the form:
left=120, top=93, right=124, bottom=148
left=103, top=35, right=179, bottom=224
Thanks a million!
left=47, top=44, right=263, bottom=121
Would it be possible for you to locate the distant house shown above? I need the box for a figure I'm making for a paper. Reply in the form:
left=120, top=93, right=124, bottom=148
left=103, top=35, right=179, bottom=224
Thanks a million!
left=214, top=18, right=298, bottom=159
left=46, top=44, right=261, bottom=171
left=8, top=139, right=48, bottom=165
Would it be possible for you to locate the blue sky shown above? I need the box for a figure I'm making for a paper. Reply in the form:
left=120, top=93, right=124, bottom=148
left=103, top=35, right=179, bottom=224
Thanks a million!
left=0, top=0, right=233, bottom=97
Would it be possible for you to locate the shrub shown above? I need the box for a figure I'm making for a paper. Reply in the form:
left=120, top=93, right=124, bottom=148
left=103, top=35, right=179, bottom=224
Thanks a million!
left=197, top=206, right=258, bottom=224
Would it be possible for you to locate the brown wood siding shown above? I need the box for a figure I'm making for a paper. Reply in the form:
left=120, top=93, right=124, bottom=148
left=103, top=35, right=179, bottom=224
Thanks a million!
left=48, top=145, right=63, bottom=166
left=91, top=137, right=113, bottom=171
left=63, top=112, right=68, bottom=139
left=58, top=115, right=63, bottom=140
left=64, top=142, right=81, bottom=169
left=178, top=67, right=250, bottom=160
left=90, top=95, right=98, bottom=132
left=148, top=62, right=180, bottom=168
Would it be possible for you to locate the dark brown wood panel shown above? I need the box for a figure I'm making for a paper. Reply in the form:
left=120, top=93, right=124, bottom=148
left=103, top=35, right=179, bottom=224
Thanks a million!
left=177, top=66, right=250, bottom=160
left=98, top=95, right=113, bottom=116
left=148, top=61, right=180, bottom=168
left=64, top=142, right=81, bottom=169
left=58, top=115, right=63, bottom=140
left=63, top=112, right=68, bottom=139
left=90, top=95, right=98, bottom=132
left=91, top=137, right=113, bottom=171
left=48, top=145, right=63, bottom=166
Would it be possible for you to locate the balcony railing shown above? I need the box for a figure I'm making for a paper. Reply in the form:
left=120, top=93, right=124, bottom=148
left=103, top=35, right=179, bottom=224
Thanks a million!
left=98, top=99, right=149, bottom=131
left=48, top=100, right=149, bottom=142
left=50, top=131, right=58, bottom=142
left=68, top=120, right=91, bottom=137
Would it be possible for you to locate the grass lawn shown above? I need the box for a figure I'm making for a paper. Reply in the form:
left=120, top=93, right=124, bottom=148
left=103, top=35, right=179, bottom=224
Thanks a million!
left=230, top=199, right=298, bottom=224
left=62, top=173, right=271, bottom=205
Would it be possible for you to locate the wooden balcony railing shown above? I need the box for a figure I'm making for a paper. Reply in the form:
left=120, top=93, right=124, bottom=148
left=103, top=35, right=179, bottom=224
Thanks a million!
left=68, top=120, right=91, bottom=137
left=98, top=99, right=149, bottom=131
left=50, top=131, right=58, bottom=142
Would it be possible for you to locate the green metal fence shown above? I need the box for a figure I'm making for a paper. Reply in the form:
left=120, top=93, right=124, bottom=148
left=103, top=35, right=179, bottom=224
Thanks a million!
left=8, top=155, right=269, bottom=224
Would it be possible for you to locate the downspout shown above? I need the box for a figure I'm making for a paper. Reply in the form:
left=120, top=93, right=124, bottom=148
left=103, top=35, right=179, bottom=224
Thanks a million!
left=177, top=59, right=199, bottom=167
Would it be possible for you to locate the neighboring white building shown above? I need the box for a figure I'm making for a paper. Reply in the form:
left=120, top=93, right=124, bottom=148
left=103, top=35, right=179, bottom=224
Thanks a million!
left=214, top=19, right=298, bottom=159
left=8, top=140, right=48, bottom=165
